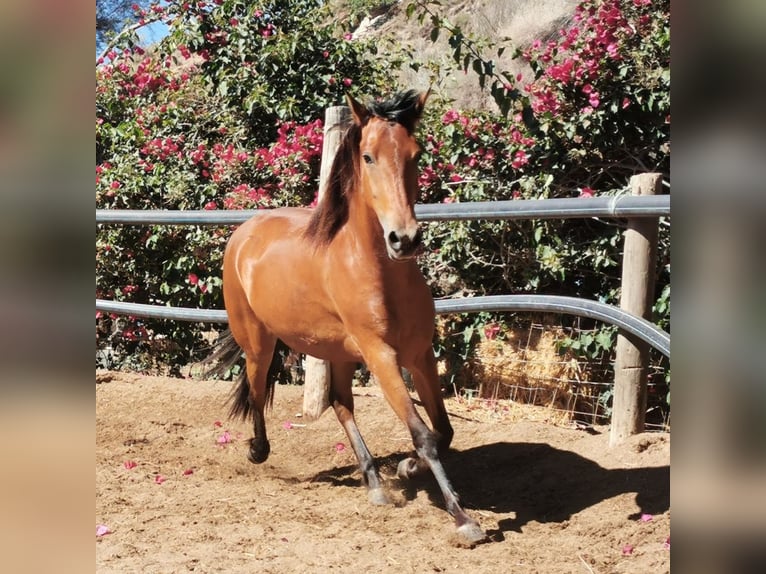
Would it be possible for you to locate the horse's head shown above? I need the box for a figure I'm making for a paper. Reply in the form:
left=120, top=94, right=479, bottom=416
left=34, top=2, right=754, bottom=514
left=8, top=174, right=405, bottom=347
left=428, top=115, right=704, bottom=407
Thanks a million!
left=348, top=90, right=428, bottom=261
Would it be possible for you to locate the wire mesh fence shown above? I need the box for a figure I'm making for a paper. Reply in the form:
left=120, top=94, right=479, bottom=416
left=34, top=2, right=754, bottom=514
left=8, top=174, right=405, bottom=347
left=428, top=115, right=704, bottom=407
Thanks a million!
left=456, top=319, right=670, bottom=431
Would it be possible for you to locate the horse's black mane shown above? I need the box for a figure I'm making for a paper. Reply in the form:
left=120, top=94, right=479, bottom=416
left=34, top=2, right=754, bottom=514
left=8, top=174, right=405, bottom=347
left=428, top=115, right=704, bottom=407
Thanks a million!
left=304, top=90, right=423, bottom=246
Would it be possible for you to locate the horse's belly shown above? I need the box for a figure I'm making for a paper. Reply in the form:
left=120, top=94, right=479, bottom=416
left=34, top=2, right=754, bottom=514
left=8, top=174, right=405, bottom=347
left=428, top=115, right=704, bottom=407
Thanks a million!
left=257, top=295, right=361, bottom=362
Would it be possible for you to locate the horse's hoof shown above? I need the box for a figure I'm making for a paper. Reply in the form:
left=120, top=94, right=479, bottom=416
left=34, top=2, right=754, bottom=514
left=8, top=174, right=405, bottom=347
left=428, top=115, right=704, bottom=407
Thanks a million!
left=454, top=521, right=487, bottom=547
left=396, top=457, right=420, bottom=480
left=367, top=487, right=390, bottom=506
left=247, top=439, right=270, bottom=464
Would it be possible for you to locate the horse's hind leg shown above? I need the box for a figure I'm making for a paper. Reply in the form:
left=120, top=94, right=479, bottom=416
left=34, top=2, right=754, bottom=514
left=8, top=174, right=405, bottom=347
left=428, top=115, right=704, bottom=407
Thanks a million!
left=243, top=349, right=275, bottom=463
left=230, top=322, right=276, bottom=464
left=329, top=361, right=389, bottom=505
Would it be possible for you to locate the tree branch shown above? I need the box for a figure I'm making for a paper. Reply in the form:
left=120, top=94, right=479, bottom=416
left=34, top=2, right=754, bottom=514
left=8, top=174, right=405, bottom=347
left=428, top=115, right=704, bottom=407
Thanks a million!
left=97, top=13, right=166, bottom=64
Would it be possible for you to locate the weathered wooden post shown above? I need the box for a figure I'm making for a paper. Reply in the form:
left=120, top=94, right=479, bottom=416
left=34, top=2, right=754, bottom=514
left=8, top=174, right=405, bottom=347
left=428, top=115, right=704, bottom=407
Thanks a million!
left=609, top=173, right=662, bottom=446
left=302, top=105, right=351, bottom=420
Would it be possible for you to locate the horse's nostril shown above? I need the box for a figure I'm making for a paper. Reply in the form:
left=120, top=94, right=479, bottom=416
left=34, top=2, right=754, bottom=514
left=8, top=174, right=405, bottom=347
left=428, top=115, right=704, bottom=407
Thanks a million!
left=388, top=231, right=400, bottom=246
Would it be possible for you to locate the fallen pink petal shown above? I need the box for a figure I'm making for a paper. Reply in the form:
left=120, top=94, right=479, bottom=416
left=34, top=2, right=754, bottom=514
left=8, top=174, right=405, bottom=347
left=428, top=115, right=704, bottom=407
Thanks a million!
left=96, top=524, right=111, bottom=537
left=123, top=460, right=137, bottom=470
left=154, top=475, right=166, bottom=484
left=213, top=420, right=223, bottom=427
left=335, top=442, right=346, bottom=452
left=282, top=421, right=293, bottom=430
left=183, top=468, right=194, bottom=476
left=663, top=536, right=670, bottom=550
left=217, top=431, right=232, bottom=444
left=621, top=544, right=634, bottom=556
left=639, top=513, right=653, bottom=522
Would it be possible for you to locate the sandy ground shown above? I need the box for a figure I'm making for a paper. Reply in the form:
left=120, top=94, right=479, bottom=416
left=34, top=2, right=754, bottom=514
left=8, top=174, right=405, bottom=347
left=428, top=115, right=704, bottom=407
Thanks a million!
left=96, top=371, right=669, bottom=573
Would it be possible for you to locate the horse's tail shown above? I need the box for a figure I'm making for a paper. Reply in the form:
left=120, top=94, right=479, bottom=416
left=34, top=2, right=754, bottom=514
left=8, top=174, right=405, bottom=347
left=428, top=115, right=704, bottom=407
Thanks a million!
left=202, top=330, right=284, bottom=420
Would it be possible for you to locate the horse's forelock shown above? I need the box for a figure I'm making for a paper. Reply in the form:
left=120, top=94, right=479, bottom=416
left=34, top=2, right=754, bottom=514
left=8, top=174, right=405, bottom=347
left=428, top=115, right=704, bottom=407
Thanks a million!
left=368, top=89, right=423, bottom=132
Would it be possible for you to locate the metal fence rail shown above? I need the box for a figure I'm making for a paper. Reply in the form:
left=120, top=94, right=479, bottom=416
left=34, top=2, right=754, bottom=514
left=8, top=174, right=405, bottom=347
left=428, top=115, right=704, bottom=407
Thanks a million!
left=96, top=294, right=669, bottom=358
left=96, top=195, right=669, bottom=225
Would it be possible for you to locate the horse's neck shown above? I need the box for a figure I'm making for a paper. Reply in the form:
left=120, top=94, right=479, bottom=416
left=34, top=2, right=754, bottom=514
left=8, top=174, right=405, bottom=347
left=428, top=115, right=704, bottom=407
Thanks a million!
left=344, top=194, right=389, bottom=262
left=340, top=197, right=421, bottom=294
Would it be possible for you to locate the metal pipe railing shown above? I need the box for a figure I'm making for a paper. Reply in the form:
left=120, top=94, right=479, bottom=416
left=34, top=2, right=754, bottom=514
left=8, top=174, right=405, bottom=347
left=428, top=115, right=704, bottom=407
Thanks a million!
left=96, top=195, right=669, bottom=225
left=96, top=294, right=669, bottom=358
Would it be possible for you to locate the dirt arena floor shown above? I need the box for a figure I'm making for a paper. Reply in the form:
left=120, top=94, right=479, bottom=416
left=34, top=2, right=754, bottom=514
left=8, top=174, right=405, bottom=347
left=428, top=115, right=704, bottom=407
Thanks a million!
left=96, top=371, right=669, bottom=573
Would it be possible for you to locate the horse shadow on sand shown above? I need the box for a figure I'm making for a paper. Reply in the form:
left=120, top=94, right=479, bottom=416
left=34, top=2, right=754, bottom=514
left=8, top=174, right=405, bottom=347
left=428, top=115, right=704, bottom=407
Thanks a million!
left=310, top=438, right=669, bottom=538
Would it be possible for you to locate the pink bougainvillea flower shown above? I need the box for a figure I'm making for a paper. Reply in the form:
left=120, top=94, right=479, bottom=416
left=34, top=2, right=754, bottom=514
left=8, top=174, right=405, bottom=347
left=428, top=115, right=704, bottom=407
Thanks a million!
left=579, top=187, right=595, bottom=198
left=484, top=323, right=501, bottom=340
left=188, top=273, right=199, bottom=286
left=335, top=442, right=346, bottom=453
left=621, top=544, right=634, bottom=555
left=511, top=150, right=529, bottom=169
left=123, top=460, right=137, bottom=470
left=154, top=475, right=166, bottom=484
left=342, top=78, right=352, bottom=87
left=639, top=513, right=653, bottom=522
left=217, top=431, right=232, bottom=444
left=96, top=524, right=111, bottom=537
left=183, top=468, right=194, bottom=476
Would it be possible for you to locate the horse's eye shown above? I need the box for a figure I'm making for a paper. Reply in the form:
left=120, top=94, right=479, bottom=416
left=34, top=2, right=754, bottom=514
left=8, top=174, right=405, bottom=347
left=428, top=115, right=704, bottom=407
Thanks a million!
left=362, top=153, right=374, bottom=165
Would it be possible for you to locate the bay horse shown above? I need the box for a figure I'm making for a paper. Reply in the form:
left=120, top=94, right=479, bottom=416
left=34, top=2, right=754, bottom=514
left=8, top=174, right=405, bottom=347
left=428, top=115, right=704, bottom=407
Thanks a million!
left=209, top=90, right=485, bottom=544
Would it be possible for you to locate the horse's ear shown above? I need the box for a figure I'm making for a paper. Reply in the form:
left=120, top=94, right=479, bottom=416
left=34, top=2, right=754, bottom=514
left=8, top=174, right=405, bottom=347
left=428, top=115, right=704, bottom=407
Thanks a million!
left=346, top=94, right=369, bottom=126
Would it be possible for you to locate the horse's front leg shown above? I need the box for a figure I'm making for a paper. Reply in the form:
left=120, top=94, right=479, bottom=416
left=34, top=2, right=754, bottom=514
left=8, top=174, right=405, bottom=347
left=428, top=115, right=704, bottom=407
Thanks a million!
left=398, top=347, right=454, bottom=480
left=329, top=361, right=390, bottom=505
left=364, top=343, right=486, bottom=545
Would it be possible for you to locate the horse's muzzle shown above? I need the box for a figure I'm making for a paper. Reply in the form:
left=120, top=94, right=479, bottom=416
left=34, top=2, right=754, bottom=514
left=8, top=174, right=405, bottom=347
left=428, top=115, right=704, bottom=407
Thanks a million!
left=386, top=227, right=424, bottom=260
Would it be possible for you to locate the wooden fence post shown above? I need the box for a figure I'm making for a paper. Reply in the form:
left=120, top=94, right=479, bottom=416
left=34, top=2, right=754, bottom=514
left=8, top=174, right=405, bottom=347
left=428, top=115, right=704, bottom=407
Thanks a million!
left=609, top=173, right=662, bottom=446
left=302, top=105, right=350, bottom=421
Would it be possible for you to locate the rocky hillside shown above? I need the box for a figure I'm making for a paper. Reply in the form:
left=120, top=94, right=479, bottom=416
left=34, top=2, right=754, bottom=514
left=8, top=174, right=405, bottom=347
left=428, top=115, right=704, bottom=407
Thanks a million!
left=336, top=0, right=577, bottom=110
